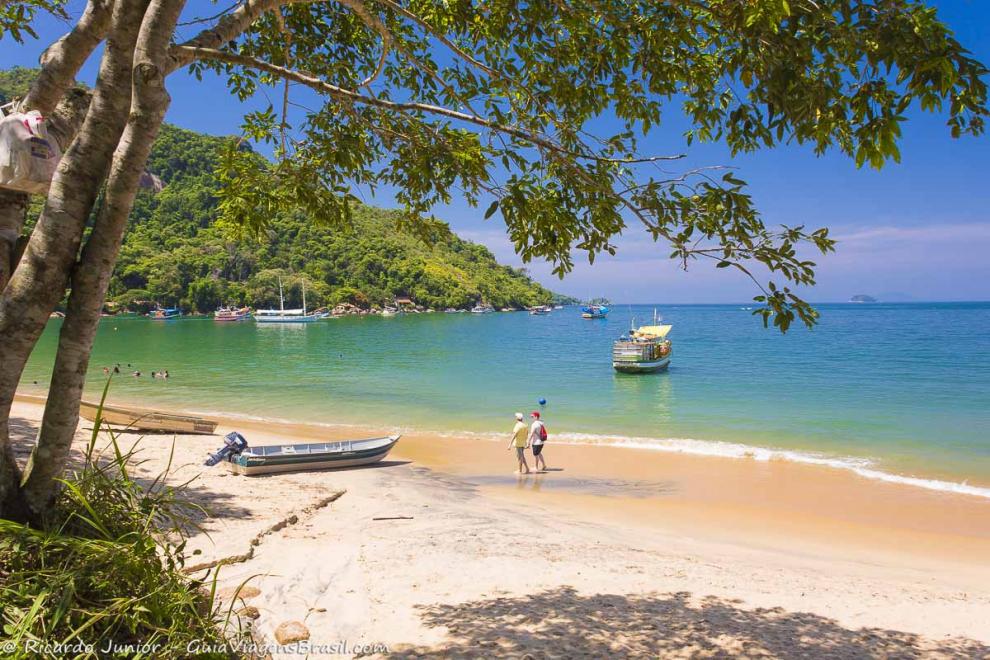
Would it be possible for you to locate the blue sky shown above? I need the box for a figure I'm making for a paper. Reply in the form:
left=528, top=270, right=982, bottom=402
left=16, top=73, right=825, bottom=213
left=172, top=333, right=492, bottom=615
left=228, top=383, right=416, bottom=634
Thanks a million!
left=4, top=0, right=989, bottom=302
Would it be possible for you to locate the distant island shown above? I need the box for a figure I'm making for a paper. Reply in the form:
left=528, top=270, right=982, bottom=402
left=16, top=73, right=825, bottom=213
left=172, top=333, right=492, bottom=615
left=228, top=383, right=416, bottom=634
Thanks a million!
left=850, top=294, right=879, bottom=303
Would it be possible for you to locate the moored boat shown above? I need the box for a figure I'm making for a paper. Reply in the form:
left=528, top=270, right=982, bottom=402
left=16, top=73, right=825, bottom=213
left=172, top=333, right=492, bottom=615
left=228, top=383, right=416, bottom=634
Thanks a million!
left=255, top=276, right=320, bottom=323
left=80, top=400, right=218, bottom=434
left=148, top=306, right=181, bottom=320
left=205, top=432, right=400, bottom=475
left=214, top=306, right=252, bottom=322
left=470, top=304, right=494, bottom=314
left=612, top=313, right=672, bottom=373
left=529, top=305, right=551, bottom=315
left=581, top=304, right=609, bottom=319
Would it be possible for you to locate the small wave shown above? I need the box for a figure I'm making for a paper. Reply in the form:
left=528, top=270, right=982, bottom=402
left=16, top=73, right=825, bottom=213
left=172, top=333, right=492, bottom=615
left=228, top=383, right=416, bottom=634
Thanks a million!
left=156, top=404, right=990, bottom=501
left=438, top=430, right=990, bottom=500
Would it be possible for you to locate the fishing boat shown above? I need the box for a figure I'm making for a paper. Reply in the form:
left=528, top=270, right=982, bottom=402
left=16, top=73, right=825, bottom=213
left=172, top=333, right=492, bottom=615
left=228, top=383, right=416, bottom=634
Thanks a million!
left=255, top=276, right=320, bottom=324
left=470, top=303, right=495, bottom=314
left=612, top=312, right=672, bottom=373
left=205, top=432, right=400, bottom=476
left=79, top=400, right=218, bottom=434
left=214, top=306, right=252, bottom=322
left=529, top=305, right=551, bottom=315
left=581, top=304, right=609, bottom=319
left=148, top=306, right=181, bottom=320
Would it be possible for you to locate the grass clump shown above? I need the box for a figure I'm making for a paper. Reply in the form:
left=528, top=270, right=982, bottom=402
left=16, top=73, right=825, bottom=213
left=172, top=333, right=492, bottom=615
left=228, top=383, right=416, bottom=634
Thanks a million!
left=0, top=398, right=246, bottom=658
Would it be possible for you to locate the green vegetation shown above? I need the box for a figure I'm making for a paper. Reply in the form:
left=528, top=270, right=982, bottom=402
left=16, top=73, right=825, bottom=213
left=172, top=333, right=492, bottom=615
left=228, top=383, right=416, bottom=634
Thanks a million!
left=0, top=66, right=36, bottom=103
left=0, top=67, right=555, bottom=313
left=0, top=392, right=241, bottom=658
left=113, top=124, right=553, bottom=313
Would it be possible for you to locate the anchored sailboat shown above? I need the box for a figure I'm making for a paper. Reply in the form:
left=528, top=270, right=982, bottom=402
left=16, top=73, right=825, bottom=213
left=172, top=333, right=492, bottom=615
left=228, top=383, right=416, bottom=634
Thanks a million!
left=255, top=276, right=320, bottom=324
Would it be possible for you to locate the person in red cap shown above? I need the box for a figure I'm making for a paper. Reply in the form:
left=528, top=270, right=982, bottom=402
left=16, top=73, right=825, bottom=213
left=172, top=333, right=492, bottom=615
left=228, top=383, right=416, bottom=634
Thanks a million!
left=529, top=411, right=548, bottom=471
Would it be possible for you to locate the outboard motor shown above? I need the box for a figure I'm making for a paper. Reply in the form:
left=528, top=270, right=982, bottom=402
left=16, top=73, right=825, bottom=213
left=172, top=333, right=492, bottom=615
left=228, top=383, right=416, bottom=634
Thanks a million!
left=205, top=431, right=248, bottom=466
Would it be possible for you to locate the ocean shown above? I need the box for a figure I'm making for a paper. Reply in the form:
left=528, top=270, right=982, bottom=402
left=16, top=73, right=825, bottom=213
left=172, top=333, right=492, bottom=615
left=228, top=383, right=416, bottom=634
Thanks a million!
left=20, top=302, right=990, bottom=497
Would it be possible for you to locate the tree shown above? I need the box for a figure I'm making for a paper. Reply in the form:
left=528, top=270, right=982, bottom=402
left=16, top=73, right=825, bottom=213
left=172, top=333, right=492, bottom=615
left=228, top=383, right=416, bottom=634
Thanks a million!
left=0, top=0, right=986, bottom=521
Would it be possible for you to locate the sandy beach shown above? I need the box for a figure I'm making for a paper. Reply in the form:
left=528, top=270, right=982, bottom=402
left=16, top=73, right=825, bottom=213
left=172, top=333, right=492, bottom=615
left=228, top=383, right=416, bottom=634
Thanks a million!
left=10, top=395, right=990, bottom=657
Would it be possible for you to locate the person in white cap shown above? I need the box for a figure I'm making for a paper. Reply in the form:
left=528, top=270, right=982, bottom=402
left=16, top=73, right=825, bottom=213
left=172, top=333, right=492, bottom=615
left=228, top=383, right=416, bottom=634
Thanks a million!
left=507, top=412, right=531, bottom=474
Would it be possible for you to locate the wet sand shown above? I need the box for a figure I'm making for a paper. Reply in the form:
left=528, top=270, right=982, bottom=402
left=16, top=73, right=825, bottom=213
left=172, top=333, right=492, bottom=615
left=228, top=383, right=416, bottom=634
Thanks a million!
left=393, top=427, right=990, bottom=571
left=9, top=395, right=990, bottom=656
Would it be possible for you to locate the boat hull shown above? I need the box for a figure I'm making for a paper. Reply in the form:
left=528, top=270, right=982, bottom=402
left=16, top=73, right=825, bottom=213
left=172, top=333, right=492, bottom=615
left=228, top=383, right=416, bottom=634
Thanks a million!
left=612, top=358, right=671, bottom=373
left=255, top=315, right=319, bottom=323
left=226, top=436, right=399, bottom=475
left=214, top=310, right=251, bottom=322
left=79, top=401, right=218, bottom=434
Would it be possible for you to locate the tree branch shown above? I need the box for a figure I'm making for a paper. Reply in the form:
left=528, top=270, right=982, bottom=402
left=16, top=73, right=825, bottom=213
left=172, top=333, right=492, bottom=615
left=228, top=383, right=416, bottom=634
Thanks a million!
left=337, top=0, right=390, bottom=88
left=22, top=0, right=114, bottom=114
left=169, top=0, right=296, bottom=72
left=273, top=8, right=291, bottom=154
left=373, top=0, right=495, bottom=78
left=173, top=46, right=684, bottom=166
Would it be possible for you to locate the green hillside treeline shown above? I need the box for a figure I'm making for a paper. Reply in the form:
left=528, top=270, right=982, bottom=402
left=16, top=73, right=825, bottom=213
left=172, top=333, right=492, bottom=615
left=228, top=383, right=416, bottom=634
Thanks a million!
left=115, top=125, right=554, bottom=312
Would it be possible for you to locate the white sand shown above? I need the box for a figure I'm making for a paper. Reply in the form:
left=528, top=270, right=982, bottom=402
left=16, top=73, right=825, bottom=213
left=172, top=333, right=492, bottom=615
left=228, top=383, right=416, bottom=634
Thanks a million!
left=9, top=398, right=990, bottom=658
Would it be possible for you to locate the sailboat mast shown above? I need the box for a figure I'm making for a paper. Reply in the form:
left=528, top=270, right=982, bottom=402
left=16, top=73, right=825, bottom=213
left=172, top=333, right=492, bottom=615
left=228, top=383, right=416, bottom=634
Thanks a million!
left=278, top=275, right=285, bottom=313
left=303, top=279, right=307, bottom=315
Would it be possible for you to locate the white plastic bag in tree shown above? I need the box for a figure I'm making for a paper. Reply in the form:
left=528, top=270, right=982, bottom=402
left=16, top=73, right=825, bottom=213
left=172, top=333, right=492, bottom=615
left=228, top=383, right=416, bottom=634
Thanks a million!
left=0, top=110, right=62, bottom=194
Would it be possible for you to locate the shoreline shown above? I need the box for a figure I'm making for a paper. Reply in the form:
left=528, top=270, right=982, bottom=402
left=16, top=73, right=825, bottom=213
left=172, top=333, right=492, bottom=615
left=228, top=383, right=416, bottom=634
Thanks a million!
left=15, top=389, right=990, bottom=502
left=16, top=391, right=990, bottom=564
left=8, top=395, right=990, bottom=652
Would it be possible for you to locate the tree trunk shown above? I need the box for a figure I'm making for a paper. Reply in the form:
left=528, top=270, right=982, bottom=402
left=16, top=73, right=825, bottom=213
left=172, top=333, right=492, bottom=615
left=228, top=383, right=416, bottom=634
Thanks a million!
left=0, top=92, right=96, bottom=295
left=21, top=0, right=185, bottom=516
left=22, top=0, right=113, bottom=115
left=0, top=0, right=112, bottom=295
left=0, top=0, right=148, bottom=521
left=0, top=189, right=28, bottom=291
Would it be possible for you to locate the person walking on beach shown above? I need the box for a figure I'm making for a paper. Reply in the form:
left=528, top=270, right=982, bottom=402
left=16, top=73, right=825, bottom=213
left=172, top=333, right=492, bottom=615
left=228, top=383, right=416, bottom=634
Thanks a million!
left=507, top=412, right=531, bottom=474
left=529, top=411, right=548, bottom=471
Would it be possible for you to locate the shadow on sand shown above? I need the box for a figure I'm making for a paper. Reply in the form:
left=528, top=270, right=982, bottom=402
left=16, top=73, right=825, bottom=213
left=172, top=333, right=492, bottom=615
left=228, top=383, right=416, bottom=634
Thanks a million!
left=8, top=415, right=44, bottom=462
left=389, top=586, right=988, bottom=658
left=9, top=414, right=254, bottom=524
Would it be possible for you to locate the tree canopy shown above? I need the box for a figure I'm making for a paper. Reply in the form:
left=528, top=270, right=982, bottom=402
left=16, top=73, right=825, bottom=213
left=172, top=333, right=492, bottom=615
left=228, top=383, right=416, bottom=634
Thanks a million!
left=178, top=0, right=987, bottom=330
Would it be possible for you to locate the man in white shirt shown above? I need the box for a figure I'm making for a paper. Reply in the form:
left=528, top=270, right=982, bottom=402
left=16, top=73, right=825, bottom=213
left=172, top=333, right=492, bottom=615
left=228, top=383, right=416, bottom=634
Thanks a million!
left=529, top=411, right=547, bottom=471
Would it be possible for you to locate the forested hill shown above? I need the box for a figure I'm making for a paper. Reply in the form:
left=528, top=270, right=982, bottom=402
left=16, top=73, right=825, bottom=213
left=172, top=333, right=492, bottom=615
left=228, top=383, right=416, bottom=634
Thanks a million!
left=122, top=125, right=558, bottom=312
left=3, top=68, right=556, bottom=312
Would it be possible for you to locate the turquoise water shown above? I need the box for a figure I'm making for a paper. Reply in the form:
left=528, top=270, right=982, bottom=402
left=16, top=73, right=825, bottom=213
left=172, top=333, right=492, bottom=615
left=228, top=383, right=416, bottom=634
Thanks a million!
left=20, top=303, right=990, bottom=494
